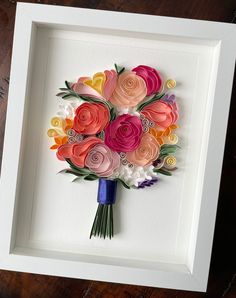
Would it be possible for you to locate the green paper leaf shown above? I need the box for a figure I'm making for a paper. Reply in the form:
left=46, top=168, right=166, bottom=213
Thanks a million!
left=114, top=63, right=125, bottom=75
left=159, top=144, right=180, bottom=158
left=58, top=168, right=86, bottom=179
left=109, top=107, right=116, bottom=121
left=84, top=174, right=99, bottom=181
left=72, top=177, right=83, bottom=182
left=66, top=170, right=84, bottom=177
left=58, top=168, right=71, bottom=174
left=65, top=159, right=91, bottom=175
left=161, top=144, right=180, bottom=150
left=56, top=92, right=67, bottom=97
left=62, top=94, right=75, bottom=99
left=65, top=80, right=72, bottom=90
left=137, top=92, right=165, bottom=111
left=115, top=178, right=131, bottom=189
left=98, top=131, right=105, bottom=140
left=66, top=91, right=81, bottom=100
left=154, top=168, right=172, bottom=176
left=79, top=95, right=112, bottom=109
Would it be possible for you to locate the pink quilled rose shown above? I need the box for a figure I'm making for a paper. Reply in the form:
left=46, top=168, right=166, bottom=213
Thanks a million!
left=141, top=100, right=179, bottom=130
left=103, top=70, right=117, bottom=100
left=72, top=77, right=104, bottom=100
left=73, top=102, right=109, bottom=135
left=104, top=114, right=143, bottom=152
left=57, top=137, right=103, bottom=168
left=126, top=133, right=160, bottom=166
left=85, top=144, right=120, bottom=177
left=109, top=71, right=147, bottom=107
left=72, top=70, right=117, bottom=101
left=132, top=65, right=162, bottom=96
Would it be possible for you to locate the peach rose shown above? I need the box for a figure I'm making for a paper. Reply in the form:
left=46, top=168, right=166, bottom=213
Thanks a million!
left=73, top=102, right=109, bottom=135
left=126, top=133, right=160, bottom=166
left=110, top=71, right=147, bottom=107
left=57, top=137, right=103, bottom=167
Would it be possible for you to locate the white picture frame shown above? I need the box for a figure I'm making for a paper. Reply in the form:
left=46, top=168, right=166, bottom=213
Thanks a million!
left=0, top=3, right=235, bottom=292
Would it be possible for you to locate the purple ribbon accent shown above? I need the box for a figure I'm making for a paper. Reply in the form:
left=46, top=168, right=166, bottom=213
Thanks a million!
left=97, top=179, right=117, bottom=205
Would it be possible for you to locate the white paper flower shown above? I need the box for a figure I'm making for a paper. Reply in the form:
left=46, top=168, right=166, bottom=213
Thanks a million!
left=112, top=164, right=157, bottom=187
left=57, top=101, right=79, bottom=119
left=116, top=107, right=140, bottom=117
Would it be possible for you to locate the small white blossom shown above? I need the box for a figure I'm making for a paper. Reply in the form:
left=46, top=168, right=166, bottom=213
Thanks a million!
left=57, top=101, right=79, bottom=119
left=116, top=107, right=140, bottom=117
left=116, top=107, right=129, bottom=115
left=112, top=164, right=157, bottom=187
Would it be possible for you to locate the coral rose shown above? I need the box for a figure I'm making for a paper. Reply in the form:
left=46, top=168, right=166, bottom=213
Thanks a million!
left=126, top=133, right=160, bottom=166
left=85, top=144, right=120, bottom=177
left=73, top=102, right=109, bottom=135
left=141, top=100, right=178, bottom=129
left=110, top=71, right=147, bottom=107
left=132, top=65, right=162, bottom=96
left=57, top=137, right=102, bottom=167
left=104, top=114, right=143, bottom=152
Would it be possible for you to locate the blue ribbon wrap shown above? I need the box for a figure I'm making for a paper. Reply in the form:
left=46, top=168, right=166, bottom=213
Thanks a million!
left=97, top=179, right=117, bottom=205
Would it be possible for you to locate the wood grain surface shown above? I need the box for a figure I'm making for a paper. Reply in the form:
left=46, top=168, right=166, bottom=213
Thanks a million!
left=0, top=0, right=236, bottom=297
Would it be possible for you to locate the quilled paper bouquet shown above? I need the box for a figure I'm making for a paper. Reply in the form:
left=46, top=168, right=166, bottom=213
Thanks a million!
left=48, top=64, right=180, bottom=239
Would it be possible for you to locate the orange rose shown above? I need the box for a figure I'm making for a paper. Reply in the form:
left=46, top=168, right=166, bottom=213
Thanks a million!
left=57, top=137, right=103, bottom=167
left=126, top=133, right=160, bottom=166
left=73, top=102, right=109, bottom=135
left=110, top=71, right=147, bottom=107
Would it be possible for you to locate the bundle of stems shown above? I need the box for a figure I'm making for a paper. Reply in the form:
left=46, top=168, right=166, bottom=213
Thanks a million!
left=90, top=178, right=117, bottom=239
left=90, top=204, right=113, bottom=239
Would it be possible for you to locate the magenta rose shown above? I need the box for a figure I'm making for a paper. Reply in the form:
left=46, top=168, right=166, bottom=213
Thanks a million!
left=104, top=114, right=143, bottom=152
left=85, top=144, right=120, bottom=177
left=132, top=65, right=162, bottom=96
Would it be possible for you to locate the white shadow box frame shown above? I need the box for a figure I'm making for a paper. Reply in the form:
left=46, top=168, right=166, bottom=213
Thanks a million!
left=0, top=2, right=236, bottom=292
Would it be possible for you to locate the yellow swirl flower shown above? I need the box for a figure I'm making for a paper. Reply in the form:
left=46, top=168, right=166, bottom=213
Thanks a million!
left=51, top=116, right=62, bottom=127
left=164, top=155, right=177, bottom=169
left=165, top=134, right=178, bottom=145
left=166, top=79, right=176, bottom=89
left=47, top=128, right=60, bottom=138
left=47, top=117, right=73, bottom=150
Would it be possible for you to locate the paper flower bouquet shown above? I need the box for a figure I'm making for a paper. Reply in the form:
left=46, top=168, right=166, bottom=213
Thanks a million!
left=48, top=64, right=180, bottom=239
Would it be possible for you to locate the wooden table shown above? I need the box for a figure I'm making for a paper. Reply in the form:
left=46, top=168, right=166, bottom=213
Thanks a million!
left=0, top=1, right=235, bottom=297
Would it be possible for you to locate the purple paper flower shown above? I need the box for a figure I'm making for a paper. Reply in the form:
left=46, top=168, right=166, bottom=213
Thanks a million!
left=137, top=177, right=158, bottom=189
left=162, top=93, right=176, bottom=103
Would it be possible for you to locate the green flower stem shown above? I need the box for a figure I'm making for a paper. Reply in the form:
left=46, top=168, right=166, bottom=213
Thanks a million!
left=90, top=204, right=114, bottom=239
